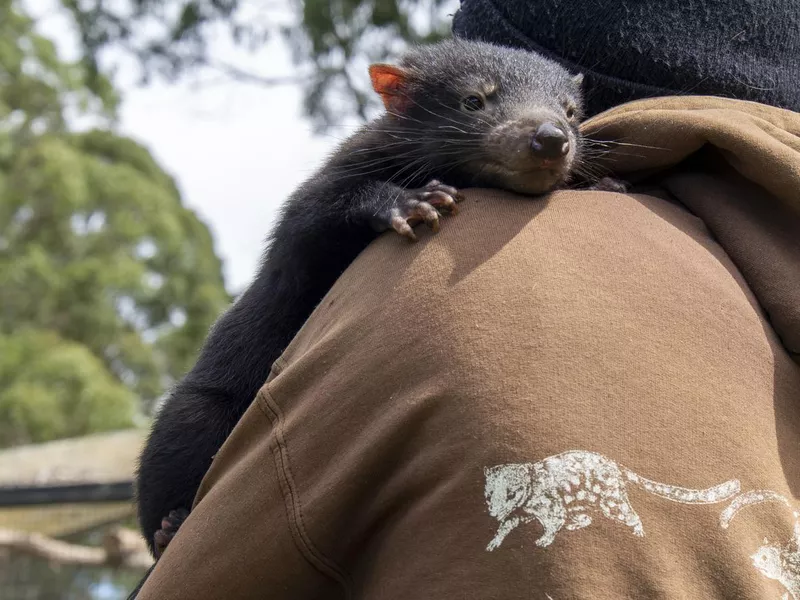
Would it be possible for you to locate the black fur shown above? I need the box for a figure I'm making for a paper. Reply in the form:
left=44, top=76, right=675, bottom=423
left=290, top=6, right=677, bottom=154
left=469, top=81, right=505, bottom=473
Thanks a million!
left=131, top=38, right=584, bottom=596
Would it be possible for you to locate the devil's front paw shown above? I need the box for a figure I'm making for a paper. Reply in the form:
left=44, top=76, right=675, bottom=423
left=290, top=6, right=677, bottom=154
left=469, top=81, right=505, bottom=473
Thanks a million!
left=153, top=508, right=190, bottom=558
left=389, top=180, right=464, bottom=241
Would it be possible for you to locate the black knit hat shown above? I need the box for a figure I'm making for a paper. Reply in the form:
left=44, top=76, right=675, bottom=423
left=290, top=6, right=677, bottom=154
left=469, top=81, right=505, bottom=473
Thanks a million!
left=452, top=0, right=800, bottom=117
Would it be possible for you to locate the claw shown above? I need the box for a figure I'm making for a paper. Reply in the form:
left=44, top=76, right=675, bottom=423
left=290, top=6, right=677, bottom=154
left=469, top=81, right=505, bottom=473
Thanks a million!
left=391, top=211, right=417, bottom=241
left=416, top=201, right=441, bottom=231
left=153, top=508, right=190, bottom=558
left=422, top=190, right=459, bottom=215
left=387, top=179, right=462, bottom=241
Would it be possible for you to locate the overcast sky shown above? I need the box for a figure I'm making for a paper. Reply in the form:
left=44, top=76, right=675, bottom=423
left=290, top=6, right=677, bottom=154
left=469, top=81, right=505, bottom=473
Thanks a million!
left=117, top=47, right=341, bottom=293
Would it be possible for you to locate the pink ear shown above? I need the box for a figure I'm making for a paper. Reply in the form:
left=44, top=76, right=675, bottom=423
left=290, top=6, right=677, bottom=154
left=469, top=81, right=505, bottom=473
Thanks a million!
left=368, top=64, right=410, bottom=113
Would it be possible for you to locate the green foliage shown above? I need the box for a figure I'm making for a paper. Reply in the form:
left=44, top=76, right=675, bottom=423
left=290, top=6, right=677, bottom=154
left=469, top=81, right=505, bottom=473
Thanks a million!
left=60, top=0, right=271, bottom=85
left=0, top=0, right=231, bottom=446
left=0, top=131, right=230, bottom=401
left=0, top=0, right=118, bottom=136
left=0, top=0, right=443, bottom=445
left=54, top=0, right=453, bottom=131
left=0, top=329, right=136, bottom=446
left=283, top=0, right=453, bottom=130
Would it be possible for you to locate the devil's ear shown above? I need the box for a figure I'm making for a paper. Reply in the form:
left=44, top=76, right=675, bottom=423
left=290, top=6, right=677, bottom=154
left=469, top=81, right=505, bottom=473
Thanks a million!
left=572, top=73, right=585, bottom=87
left=369, top=64, right=411, bottom=113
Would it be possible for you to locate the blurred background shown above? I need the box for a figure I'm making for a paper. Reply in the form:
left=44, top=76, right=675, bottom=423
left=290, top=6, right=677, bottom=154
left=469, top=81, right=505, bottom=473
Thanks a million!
left=0, top=0, right=456, bottom=597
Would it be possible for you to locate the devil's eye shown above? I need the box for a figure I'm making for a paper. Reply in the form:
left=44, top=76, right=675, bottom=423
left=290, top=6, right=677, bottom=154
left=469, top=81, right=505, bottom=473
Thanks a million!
left=566, top=106, right=576, bottom=120
left=461, top=95, right=485, bottom=111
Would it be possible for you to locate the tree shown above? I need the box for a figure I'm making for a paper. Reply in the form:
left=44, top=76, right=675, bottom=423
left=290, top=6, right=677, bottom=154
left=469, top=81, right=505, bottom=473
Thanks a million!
left=0, top=330, right=136, bottom=446
left=1, top=0, right=447, bottom=441
left=283, top=0, right=454, bottom=130
left=53, top=0, right=455, bottom=131
left=0, top=0, right=231, bottom=444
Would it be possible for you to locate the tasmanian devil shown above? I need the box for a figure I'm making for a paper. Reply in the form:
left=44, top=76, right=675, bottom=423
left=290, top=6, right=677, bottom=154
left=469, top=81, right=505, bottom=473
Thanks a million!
left=131, top=37, right=615, bottom=596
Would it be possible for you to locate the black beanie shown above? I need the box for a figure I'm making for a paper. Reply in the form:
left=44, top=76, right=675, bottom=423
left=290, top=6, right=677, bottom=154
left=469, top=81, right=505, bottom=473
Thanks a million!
left=452, top=0, right=800, bottom=117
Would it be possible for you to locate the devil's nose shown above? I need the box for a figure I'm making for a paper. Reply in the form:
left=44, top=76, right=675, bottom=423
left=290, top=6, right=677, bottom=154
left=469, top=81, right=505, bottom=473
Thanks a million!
left=530, top=123, right=570, bottom=159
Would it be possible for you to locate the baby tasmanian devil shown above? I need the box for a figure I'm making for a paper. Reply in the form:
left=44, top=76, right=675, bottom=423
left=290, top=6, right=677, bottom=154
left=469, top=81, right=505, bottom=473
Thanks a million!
left=130, top=37, right=604, bottom=598
left=359, top=37, right=590, bottom=239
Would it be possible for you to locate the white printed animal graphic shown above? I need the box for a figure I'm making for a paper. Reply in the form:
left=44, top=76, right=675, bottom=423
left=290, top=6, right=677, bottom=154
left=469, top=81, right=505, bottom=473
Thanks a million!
left=721, top=490, right=800, bottom=600
left=751, top=540, right=800, bottom=600
left=484, top=450, right=741, bottom=551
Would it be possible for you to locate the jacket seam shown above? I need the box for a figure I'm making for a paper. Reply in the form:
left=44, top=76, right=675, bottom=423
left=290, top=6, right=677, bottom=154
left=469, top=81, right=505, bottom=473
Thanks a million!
left=257, top=387, right=353, bottom=598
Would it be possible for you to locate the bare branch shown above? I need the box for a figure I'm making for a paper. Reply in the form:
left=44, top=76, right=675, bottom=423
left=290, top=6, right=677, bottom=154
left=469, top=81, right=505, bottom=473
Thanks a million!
left=0, top=526, right=152, bottom=570
left=208, top=60, right=306, bottom=86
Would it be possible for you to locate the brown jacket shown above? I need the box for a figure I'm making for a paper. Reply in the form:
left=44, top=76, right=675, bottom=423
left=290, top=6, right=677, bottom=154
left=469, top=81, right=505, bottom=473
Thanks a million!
left=138, top=97, right=800, bottom=599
